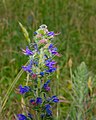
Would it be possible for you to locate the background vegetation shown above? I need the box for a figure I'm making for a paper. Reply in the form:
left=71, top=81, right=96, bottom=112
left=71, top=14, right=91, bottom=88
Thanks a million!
left=0, top=0, right=96, bottom=119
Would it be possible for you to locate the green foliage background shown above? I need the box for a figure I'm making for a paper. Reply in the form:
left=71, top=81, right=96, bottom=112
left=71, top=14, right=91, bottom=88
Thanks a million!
left=0, top=0, right=96, bottom=119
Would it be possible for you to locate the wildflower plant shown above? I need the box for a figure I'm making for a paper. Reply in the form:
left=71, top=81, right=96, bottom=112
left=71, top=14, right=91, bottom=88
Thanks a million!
left=17, top=24, right=60, bottom=120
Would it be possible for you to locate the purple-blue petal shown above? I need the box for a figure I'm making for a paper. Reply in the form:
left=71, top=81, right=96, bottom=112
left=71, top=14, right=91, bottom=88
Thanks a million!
left=43, top=80, right=50, bottom=91
left=46, top=80, right=51, bottom=84
left=46, top=67, right=56, bottom=73
left=45, top=59, right=56, bottom=68
left=23, top=46, right=33, bottom=56
left=45, top=104, right=51, bottom=109
left=26, top=47, right=33, bottom=55
left=45, top=86, right=50, bottom=91
left=36, top=97, right=42, bottom=104
left=51, top=95, right=57, bottom=99
left=53, top=98, right=59, bottom=103
left=47, top=96, right=59, bottom=103
left=46, top=109, right=52, bottom=116
left=40, top=72, right=44, bottom=77
left=47, top=31, right=54, bottom=36
left=17, top=114, right=27, bottom=120
left=52, top=96, right=59, bottom=103
left=22, top=66, right=32, bottom=73
left=34, top=31, right=37, bottom=35
left=45, top=104, right=52, bottom=116
left=30, top=99, right=35, bottom=103
left=48, top=44, right=53, bottom=49
left=19, top=85, right=30, bottom=94
left=48, top=44, right=58, bottom=55
left=22, top=60, right=33, bottom=73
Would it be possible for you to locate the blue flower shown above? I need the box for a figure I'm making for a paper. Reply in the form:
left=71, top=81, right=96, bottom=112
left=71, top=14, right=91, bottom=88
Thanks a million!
left=47, top=31, right=54, bottom=36
left=30, top=97, right=42, bottom=105
left=43, top=80, right=50, bottom=91
left=45, top=104, right=52, bottom=116
left=45, top=104, right=51, bottom=109
left=19, top=85, right=30, bottom=94
left=48, top=44, right=59, bottom=55
left=46, top=109, right=52, bottom=116
left=45, top=59, right=57, bottom=73
left=17, top=114, right=27, bottom=120
left=30, top=99, right=35, bottom=103
left=48, top=44, right=53, bottom=49
left=22, top=46, right=33, bottom=56
left=47, top=96, right=59, bottom=103
left=45, top=59, right=56, bottom=68
left=22, top=60, right=33, bottom=73
left=17, top=113, right=33, bottom=120
left=51, top=48, right=58, bottom=55
left=36, top=97, right=42, bottom=104
left=30, top=99, right=36, bottom=105
left=34, top=31, right=37, bottom=35
left=22, top=66, right=32, bottom=73
left=51, top=96, right=59, bottom=103
left=40, top=72, right=44, bottom=77
left=46, top=67, right=56, bottom=73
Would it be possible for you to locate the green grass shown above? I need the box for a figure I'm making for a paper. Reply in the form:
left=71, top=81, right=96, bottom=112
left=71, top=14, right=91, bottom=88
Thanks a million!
left=0, top=0, right=96, bottom=119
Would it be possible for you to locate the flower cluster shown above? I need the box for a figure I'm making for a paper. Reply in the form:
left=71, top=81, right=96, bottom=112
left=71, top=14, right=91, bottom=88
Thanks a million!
left=17, top=24, right=60, bottom=120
